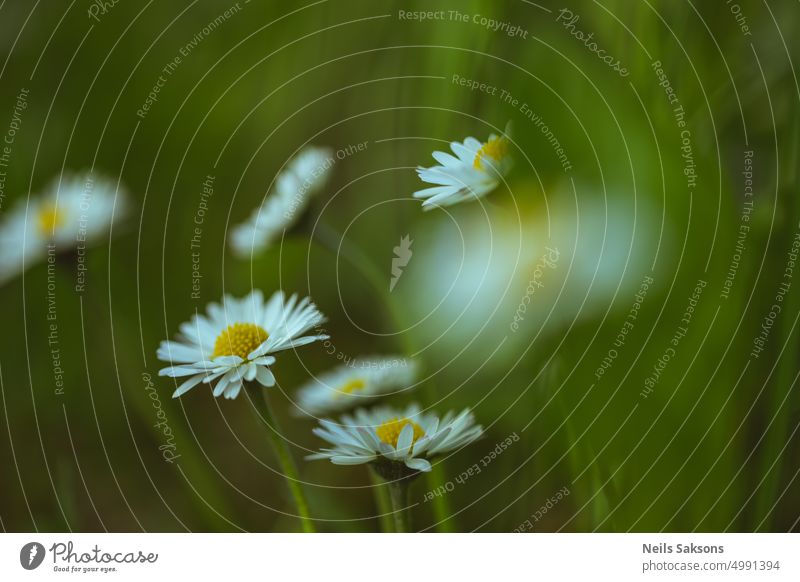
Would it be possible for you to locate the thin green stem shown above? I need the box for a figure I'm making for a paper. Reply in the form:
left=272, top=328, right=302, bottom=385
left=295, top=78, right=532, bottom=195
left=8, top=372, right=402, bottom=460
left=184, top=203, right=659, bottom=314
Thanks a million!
left=248, top=385, right=316, bottom=533
left=369, top=470, right=396, bottom=532
left=386, top=478, right=411, bottom=533
left=312, top=223, right=455, bottom=531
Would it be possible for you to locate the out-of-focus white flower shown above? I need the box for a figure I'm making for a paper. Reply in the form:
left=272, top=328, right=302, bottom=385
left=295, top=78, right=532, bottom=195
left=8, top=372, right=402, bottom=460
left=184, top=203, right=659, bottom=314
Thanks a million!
left=414, top=124, right=512, bottom=210
left=230, top=146, right=333, bottom=257
left=294, top=356, right=418, bottom=417
left=157, top=290, right=328, bottom=400
left=0, top=172, right=126, bottom=283
left=307, top=404, right=483, bottom=473
left=399, top=186, right=664, bottom=370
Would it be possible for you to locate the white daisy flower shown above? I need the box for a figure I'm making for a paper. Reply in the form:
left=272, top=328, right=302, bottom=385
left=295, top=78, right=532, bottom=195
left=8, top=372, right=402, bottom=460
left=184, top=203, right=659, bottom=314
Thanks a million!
left=308, top=404, right=483, bottom=474
left=230, top=146, right=333, bottom=257
left=414, top=124, right=512, bottom=210
left=157, top=290, right=328, bottom=400
left=0, top=172, right=127, bottom=282
left=294, top=356, right=418, bottom=417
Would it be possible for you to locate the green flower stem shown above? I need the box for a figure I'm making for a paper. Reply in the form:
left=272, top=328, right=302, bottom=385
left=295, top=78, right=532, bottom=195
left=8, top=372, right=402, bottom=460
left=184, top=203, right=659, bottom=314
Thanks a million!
left=386, top=478, right=412, bottom=533
left=247, top=385, right=316, bottom=533
left=312, top=223, right=455, bottom=531
left=369, top=470, right=396, bottom=533
left=427, top=471, right=455, bottom=531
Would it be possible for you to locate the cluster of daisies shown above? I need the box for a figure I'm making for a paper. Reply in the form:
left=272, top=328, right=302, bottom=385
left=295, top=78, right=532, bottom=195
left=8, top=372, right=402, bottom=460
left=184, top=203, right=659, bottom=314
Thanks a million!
left=158, top=284, right=485, bottom=474
left=0, top=124, right=511, bottom=283
left=158, top=125, right=512, bottom=481
left=0, top=124, right=512, bottom=522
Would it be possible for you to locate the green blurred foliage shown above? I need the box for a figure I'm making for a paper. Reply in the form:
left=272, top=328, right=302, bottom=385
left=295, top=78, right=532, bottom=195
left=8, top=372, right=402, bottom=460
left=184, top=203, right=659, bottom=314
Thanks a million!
left=0, top=0, right=798, bottom=532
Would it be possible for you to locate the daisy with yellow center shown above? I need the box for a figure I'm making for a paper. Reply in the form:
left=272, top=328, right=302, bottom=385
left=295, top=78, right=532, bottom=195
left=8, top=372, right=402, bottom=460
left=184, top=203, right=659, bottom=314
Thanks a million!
left=473, top=135, right=510, bottom=170
left=338, top=378, right=366, bottom=396
left=37, top=203, right=63, bottom=236
left=0, top=172, right=128, bottom=285
left=414, top=123, right=513, bottom=210
left=212, top=323, right=269, bottom=359
left=307, top=404, right=483, bottom=473
left=293, top=356, right=418, bottom=416
left=157, top=289, right=328, bottom=399
left=376, top=417, right=425, bottom=450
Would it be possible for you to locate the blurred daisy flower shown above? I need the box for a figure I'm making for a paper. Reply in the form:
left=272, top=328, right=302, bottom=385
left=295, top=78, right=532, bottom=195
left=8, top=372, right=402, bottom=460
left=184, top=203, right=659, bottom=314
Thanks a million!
left=414, top=123, right=512, bottom=210
left=399, top=185, right=664, bottom=380
left=158, top=290, right=328, bottom=400
left=308, top=404, right=483, bottom=474
left=294, top=356, right=418, bottom=417
left=230, top=146, right=333, bottom=257
left=0, top=172, right=127, bottom=283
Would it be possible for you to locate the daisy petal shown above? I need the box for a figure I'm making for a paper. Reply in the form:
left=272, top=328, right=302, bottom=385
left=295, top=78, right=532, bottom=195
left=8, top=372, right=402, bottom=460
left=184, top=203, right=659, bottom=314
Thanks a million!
left=405, top=458, right=432, bottom=472
left=255, top=366, right=275, bottom=387
left=172, top=374, right=204, bottom=398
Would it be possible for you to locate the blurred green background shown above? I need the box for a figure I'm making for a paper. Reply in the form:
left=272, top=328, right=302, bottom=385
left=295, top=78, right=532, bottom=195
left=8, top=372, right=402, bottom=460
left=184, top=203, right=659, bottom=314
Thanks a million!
left=1, top=0, right=798, bottom=532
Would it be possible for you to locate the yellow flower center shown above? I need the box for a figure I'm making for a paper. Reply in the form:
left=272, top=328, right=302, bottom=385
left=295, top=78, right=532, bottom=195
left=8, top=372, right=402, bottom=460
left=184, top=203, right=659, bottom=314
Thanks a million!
left=336, top=378, right=366, bottom=397
left=212, top=323, right=268, bottom=360
left=376, top=417, right=425, bottom=449
left=473, top=136, right=509, bottom=170
left=37, top=203, right=63, bottom=236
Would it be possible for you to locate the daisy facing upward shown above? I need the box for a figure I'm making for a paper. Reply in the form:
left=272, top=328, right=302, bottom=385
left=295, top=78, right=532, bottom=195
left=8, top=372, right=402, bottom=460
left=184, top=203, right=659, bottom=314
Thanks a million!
left=157, top=289, right=328, bottom=400
left=157, top=288, right=328, bottom=532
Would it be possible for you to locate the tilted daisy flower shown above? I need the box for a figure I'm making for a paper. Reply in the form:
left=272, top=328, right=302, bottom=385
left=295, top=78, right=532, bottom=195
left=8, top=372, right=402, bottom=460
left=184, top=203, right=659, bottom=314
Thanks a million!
left=414, top=123, right=513, bottom=210
left=308, top=404, right=483, bottom=474
left=0, top=172, right=127, bottom=282
left=230, top=146, right=333, bottom=257
left=157, top=290, right=328, bottom=400
left=294, top=356, right=418, bottom=417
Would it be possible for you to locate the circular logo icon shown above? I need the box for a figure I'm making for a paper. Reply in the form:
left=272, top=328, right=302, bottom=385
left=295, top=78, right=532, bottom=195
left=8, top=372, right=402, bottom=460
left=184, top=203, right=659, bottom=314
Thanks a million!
left=19, top=542, right=45, bottom=570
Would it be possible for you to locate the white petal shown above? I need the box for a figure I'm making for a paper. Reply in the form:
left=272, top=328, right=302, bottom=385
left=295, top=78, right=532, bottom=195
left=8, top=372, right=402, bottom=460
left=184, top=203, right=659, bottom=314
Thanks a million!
left=331, top=454, right=373, bottom=465
left=395, top=423, right=414, bottom=457
left=224, top=381, right=243, bottom=399
left=172, top=374, right=204, bottom=398
left=405, top=458, right=432, bottom=472
left=255, top=366, right=275, bottom=387
left=450, top=142, right=477, bottom=164
left=159, top=365, right=205, bottom=378
left=157, top=340, right=203, bottom=363
left=243, top=362, right=257, bottom=382
left=431, top=150, right=461, bottom=167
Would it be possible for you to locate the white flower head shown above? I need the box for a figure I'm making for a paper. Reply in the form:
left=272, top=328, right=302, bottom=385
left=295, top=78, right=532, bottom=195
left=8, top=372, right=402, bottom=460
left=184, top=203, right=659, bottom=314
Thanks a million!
left=414, top=123, right=512, bottom=210
left=308, top=404, right=483, bottom=474
left=157, top=290, right=328, bottom=400
left=294, top=356, right=418, bottom=417
left=230, top=146, right=333, bottom=257
left=0, top=172, right=127, bottom=283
